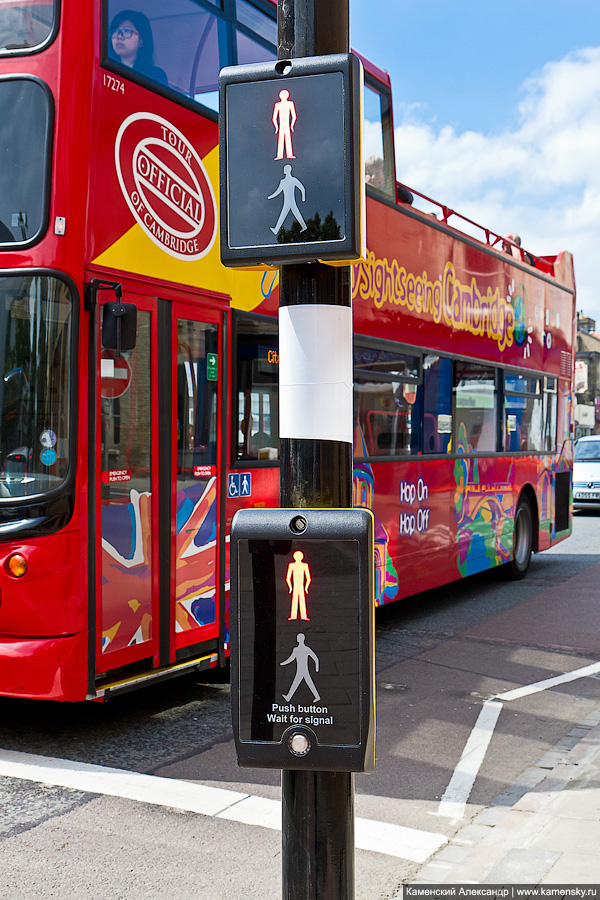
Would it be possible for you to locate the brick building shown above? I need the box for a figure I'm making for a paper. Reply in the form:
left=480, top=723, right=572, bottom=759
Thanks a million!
left=575, top=314, right=600, bottom=437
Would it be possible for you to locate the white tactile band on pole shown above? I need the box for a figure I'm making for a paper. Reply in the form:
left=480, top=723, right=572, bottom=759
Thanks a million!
left=279, top=303, right=353, bottom=444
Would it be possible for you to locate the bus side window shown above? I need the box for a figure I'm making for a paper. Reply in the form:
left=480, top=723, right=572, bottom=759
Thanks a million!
left=543, top=376, right=558, bottom=451
left=234, top=315, right=279, bottom=462
left=422, top=356, right=452, bottom=455
left=353, top=342, right=420, bottom=457
left=504, top=373, right=542, bottom=452
left=453, top=362, right=498, bottom=454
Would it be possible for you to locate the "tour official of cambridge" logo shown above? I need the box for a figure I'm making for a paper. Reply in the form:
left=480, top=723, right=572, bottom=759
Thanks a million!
left=115, top=112, right=217, bottom=261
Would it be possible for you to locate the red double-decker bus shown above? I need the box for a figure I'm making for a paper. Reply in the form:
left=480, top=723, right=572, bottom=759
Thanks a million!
left=0, top=0, right=575, bottom=701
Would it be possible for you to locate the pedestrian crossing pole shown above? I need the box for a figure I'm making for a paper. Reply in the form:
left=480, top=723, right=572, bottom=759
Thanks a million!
left=277, top=2, right=355, bottom=898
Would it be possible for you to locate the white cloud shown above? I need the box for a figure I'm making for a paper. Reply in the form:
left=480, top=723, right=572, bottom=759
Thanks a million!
left=363, top=118, right=384, bottom=161
left=394, top=47, right=600, bottom=322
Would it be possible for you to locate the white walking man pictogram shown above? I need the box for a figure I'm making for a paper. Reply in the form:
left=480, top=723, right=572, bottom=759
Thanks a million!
left=268, top=165, right=307, bottom=236
left=286, top=550, right=311, bottom=620
left=280, top=633, right=320, bottom=703
left=272, top=89, right=296, bottom=160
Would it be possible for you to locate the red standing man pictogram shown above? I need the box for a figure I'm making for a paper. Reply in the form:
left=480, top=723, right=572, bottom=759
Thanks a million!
left=272, top=89, right=297, bottom=160
left=286, top=550, right=311, bottom=620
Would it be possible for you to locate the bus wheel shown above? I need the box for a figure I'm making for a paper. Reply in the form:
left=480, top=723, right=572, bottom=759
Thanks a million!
left=506, top=495, right=533, bottom=580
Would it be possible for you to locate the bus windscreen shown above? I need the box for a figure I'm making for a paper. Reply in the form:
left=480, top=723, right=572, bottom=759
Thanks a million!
left=0, top=275, right=73, bottom=498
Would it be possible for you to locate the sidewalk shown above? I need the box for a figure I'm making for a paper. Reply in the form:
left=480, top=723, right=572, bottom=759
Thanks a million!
left=408, top=706, right=600, bottom=887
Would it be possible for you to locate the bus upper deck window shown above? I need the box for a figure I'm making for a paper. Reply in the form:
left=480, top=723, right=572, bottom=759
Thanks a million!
left=0, top=2, right=55, bottom=54
left=105, top=0, right=227, bottom=109
left=104, top=1, right=276, bottom=113
left=0, top=78, right=52, bottom=249
left=235, top=0, right=276, bottom=66
left=364, top=82, right=395, bottom=199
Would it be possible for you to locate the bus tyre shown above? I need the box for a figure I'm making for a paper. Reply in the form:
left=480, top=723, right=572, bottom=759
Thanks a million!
left=507, top=495, right=533, bottom=580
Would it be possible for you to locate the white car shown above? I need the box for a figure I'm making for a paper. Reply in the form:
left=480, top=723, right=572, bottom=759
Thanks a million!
left=573, top=435, right=600, bottom=509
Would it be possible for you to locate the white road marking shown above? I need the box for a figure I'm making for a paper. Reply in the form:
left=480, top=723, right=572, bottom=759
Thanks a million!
left=216, top=794, right=282, bottom=830
left=437, top=659, right=600, bottom=820
left=354, top=817, right=446, bottom=863
left=0, top=749, right=446, bottom=863
left=496, top=661, right=600, bottom=701
left=436, top=700, right=503, bottom=819
left=217, top=795, right=446, bottom=862
left=0, top=749, right=246, bottom=816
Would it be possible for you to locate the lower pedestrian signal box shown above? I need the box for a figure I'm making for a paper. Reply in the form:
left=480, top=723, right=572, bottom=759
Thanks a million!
left=230, top=508, right=375, bottom=773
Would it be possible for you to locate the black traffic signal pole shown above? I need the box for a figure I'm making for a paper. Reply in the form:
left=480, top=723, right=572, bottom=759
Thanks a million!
left=277, top=2, right=355, bottom=899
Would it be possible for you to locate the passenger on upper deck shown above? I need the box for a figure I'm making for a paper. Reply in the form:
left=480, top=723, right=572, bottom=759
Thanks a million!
left=502, top=232, right=533, bottom=265
left=502, top=232, right=522, bottom=258
left=396, top=184, right=414, bottom=204
left=110, top=9, right=168, bottom=87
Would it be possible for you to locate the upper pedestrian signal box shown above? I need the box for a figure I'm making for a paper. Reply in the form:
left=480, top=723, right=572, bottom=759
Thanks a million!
left=230, top=508, right=375, bottom=773
left=219, top=53, right=365, bottom=267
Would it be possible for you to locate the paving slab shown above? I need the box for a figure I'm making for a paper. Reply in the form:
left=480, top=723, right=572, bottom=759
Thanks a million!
left=406, top=716, right=600, bottom=886
left=483, top=848, right=561, bottom=884
left=540, top=853, right=600, bottom=884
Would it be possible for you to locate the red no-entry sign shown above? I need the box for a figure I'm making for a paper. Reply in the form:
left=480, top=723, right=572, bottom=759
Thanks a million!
left=100, top=349, right=132, bottom=400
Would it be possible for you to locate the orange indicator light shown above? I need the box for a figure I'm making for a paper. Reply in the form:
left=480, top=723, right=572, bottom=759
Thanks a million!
left=7, top=553, right=27, bottom=578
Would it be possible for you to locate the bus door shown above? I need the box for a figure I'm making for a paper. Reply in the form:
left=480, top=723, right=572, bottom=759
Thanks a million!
left=95, top=290, right=225, bottom=678
left=171, top=302, right=223, bottom=659
left=96, top=290, right=160, bottom=673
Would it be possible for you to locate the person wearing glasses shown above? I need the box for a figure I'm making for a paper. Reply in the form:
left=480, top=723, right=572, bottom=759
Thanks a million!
left=109, top=9, right=167, bottom=86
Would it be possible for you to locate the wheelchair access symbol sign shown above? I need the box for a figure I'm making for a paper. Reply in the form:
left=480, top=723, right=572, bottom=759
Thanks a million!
left=228, top=472, right=252, bottom=498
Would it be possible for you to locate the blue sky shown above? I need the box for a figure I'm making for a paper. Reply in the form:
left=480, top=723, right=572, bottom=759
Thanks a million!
left=350, top=1, right=600, bottom=324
